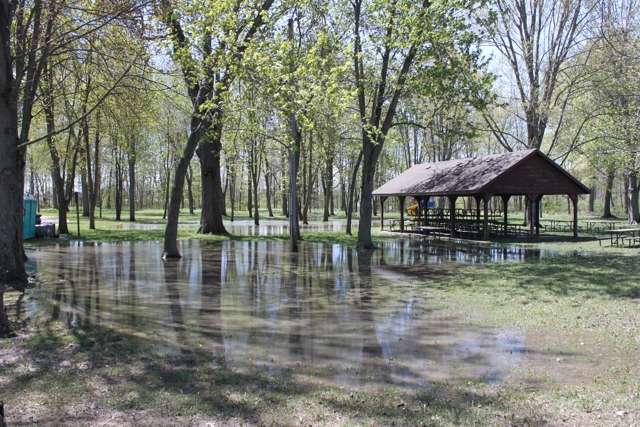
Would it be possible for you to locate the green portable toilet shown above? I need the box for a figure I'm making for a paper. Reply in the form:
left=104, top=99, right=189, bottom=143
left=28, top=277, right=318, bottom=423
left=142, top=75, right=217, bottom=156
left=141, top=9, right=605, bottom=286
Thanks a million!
left=23, top=196, right=37, bottom=240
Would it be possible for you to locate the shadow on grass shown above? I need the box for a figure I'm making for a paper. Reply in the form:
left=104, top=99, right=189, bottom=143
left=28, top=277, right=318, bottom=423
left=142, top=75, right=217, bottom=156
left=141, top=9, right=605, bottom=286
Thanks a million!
left=426, top=251, right=640, bottom=301
left=0, top=319, right=551, bottom=425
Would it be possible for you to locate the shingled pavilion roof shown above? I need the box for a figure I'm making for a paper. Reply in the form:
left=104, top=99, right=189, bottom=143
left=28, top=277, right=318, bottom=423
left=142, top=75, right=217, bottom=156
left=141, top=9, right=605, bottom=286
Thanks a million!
left=373, top=149, right=590, bottom=197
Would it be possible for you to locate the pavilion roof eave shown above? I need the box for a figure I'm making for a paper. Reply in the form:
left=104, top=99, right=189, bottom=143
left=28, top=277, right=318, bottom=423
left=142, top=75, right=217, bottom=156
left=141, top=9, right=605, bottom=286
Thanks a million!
left=374, top=190, right=483, bottom=198
left=374, top=189, right=589, bottom=198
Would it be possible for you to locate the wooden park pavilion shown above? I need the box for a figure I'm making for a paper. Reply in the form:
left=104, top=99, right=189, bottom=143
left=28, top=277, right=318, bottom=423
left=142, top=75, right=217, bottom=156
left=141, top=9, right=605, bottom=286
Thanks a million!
left=373, top=149, right=590, bottom=240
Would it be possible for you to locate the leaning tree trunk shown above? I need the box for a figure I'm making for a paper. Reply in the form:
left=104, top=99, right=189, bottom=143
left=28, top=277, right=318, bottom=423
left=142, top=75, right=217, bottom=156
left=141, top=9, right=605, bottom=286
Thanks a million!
left=196, top=124, right=227, bottom=235
left=164, top=116, right=206, bottom=258
left=602, top=170, right=615, bottom=218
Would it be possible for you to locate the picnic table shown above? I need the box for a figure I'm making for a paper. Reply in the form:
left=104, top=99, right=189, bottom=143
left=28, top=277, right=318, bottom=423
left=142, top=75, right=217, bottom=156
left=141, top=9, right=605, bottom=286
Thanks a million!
left=609, top=228, right=640, bottom=247
left=543, top=219, right=575, bottom=232
left=584, top=220, right=618, bottom=233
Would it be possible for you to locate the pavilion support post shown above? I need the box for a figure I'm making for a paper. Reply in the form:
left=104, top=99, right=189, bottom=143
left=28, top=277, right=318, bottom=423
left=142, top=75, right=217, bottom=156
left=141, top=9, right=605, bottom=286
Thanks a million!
left=448, top=195, right=458, bottom=236
left=424, top=196, right=430, bottom=227
left=570, top=194, right=578, bottom=239
left=501, top=195, right=510, bottom=235
left=475, top=195, right=481, bottom=223
left=399, top=196, right=405, bottom=232
left=380, top=196, right=387, bottom=231
left=483, top=194, right=491, bottom=240
left=527, top=194, right=538, bottom=238
left=535, top=195, right=543, bottom=237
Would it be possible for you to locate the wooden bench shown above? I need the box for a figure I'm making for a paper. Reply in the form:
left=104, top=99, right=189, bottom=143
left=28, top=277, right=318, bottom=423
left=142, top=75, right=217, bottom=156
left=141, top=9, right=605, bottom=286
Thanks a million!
left=622, top=236, right=640, bottom=247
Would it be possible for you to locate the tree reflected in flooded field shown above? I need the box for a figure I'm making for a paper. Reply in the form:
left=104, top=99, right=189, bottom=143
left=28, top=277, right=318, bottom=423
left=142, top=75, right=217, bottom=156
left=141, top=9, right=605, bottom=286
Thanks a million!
left=24, top=239, right=542, bottom=390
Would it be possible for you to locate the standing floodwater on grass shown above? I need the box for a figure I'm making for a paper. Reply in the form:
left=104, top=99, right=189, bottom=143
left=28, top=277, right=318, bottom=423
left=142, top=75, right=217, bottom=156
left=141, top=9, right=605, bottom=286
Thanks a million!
left=21, top=239, right=543, bottom=388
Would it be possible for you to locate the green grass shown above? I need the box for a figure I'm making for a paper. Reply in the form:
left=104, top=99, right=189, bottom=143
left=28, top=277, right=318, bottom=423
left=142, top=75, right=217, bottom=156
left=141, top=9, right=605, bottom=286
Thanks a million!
left=0, top=321, right=557, bottom=425
left=4, top=246, right=639, bottom=425
left=8, top=209, right=640, bottom=425
left=32, top=207, right=400, bottom=247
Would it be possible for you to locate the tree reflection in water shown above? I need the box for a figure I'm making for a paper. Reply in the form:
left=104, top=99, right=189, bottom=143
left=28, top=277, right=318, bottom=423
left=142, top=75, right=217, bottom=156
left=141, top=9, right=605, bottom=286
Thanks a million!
left=24, top=238, right=538, bottom=390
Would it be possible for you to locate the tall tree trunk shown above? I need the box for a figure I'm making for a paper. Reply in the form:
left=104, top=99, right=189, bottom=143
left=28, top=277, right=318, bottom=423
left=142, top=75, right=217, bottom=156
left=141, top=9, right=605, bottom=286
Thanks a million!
left=128, top=138, right=136, bottom=222
left=162, top=135, right=172, bottom=219
left=357, top=139, right=381, bottom=249
left=322, top=177, right=330, bottom=222
left=196, top=120, right=227, bottom=235
left=340, top=176, right=347, bottom=213
left=330, top=182, right=335, bottom=216
left=346, top=150, right=363, bottom=235
left=288, top=144, right=301, bottom=251
left=627, top=171, right=640, bottom=224
left=623, top=175, right=629, bottom=214
left=163, top=169, right=171, bottom=220
left=222, top=168, right=229, bottom=217
left=81, top=168, right=90, bottom=216
left=602, top=170, right=615, bottom=219
left=229, top=168, right=236, bottom=221
left=281, top=152, right=288, bottom=217
left=0, top=55, right=27, bottom=291
left=302, top=133, right=313, bottom=225
left=264, top=158, right=274, bottom=217
left=247, top=172, right=253, bottom=218
left=253, top=176, right=259, bottom=226
left=588, top=176, right=596, bottom=213
left=114, top=148, right=123, bottom=221
left=84, top=114, right=100, bottom=230
left=249, top=143, right=261, bottom=226
left=106, top=168, right=112, bottom=209
left=51, top=171, right=59, bottom=209
left=322, top=155, right=332, bottom=222
left=186, top=164, right=195, bottom=215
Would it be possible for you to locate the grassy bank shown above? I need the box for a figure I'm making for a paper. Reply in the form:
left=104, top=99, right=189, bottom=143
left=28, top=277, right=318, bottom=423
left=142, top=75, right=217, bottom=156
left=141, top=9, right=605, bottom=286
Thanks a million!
left=5, top=213, right=639, bottom=425
left=2, top=246, right=639, bottom=425
left=32, top=208, right=398, bottom=247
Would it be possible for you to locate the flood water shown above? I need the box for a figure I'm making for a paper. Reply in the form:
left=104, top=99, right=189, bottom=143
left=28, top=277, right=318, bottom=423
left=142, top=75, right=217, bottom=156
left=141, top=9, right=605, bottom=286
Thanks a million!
left=21, top=237, right=554, bottom=390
